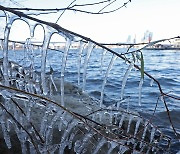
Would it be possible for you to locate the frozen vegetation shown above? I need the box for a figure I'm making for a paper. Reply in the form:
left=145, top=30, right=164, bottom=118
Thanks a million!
left=0, top=5, right=175, bottom=154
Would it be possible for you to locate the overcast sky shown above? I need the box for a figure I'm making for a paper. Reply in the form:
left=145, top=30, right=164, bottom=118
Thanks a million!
left=2, top=0, right=180, bottom=43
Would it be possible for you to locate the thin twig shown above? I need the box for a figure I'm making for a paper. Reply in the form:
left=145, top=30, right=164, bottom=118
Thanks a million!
left=98, top=0, right=116, bottom=13
left=55, top=0, right=76, bottom=23
left=5, top=0, right=131, bottom=15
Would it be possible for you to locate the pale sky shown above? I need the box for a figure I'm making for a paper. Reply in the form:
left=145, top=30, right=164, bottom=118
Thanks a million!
left=2, top=0, right=180, bottom=43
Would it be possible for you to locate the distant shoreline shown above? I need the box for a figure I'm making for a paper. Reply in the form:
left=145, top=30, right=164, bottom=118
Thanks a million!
left=144, top=47, right=180, bottom=50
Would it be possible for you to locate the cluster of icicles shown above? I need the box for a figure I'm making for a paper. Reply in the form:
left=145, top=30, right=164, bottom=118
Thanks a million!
left=0, top=10, right=171, bottom=153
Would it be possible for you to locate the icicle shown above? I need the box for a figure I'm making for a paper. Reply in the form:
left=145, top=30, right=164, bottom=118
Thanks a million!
left=6, top=118, right=12, bottom=132
left=96, top=112, right=102, bottom=122
left=0, top=39, right=3, bottom=49
left=146, top=146, right=151, bottom=154
left=140, top=120, right=149, bottom=148
left=59, top=140, right=69, bottom=154
left=45, top=110, right=63, bottom=143
left=116, top=99, right=127, bottom=110
left=26, top=104, right=31, bottom=122
left=132, top=149, right=141, bottom=154
left=118, top=145, right=128, bottom=153
left=41, top=26, right=54, bottom=95
left=82, top=41, right=94, bottom=92
left=26, top=38, right=36, bottom=80
left=26, top=80, right=34, bottom=93
left=47, top=144, right=59, bottom=154
left=21, top=142, right=27, bottom=154
left=29, top=22, right=36, bottom=38
left=120, top=62, right=134, bottom=100
left=150, top=79, right=154, bottom=87
left=134, top=118, right=141, bottom=137
left=107, top=141, right=118, bottom=154
left=100, top=49, right=107, bottom=74
left=138, top=78, right=144, bottom=106
left=50, top=70, right=58, bottom=93
left=58, top=111, right=69, bottom=131
left=74, top=140, right=81, bottom=153
left=2, top=13, right=19, bottom=86
left=126, top=97, right=130, bottom=112
left=0, top=111, right=12, bottom=149
left=61, top=38, right=71, bottom=106
left=75, top=131, right=94, bottom=154
left=29, top=142, right=36, bottom=154
left=100, top=54, right=117, bottom=108
left=2, top=22, right=11, bottom=86
left=12, top=42, right=15, bottom=51
left=34, top=77, right=42, bottom=94
left=127, top=115, right=134, bottom=133
left=92, top=137, right=106, bottom=154
left=12, top=102, right=19, bottom=120
left=38, top=144, right=47, bottom=154
left=77, top=41, right=85, bottom=86
left=113, top=112, right=119, bottom=125
left=40, top=105, right=52, bottom=137
left=109, top=111, right=114, bottom=124
left=0, top=90, right=12, bottom=100
left=151, top=146, right=156, bottom=152
left=61, top=119, right=78, bottom=144
left=132, top=139, right=138, bottom=153
left=119, top=113, right=125, bottom=128
left=150, top=127, right=156, bottom=143
left=142, top=121, right=149, bottom=140
left=68, top=129, right=79, bottom=150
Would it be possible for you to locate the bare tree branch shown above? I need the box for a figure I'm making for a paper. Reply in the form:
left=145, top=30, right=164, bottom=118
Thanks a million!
left=98, top=0, right=117, bottom=13
left=55, top=0, right=76, bottom=23
left=5, top=0, right=131, bottom=15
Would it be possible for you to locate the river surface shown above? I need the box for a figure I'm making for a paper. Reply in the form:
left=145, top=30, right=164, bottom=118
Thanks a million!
left=1, top=47, right=180, bottom=153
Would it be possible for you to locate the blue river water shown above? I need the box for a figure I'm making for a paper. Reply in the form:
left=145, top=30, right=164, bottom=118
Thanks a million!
left=1, top=47, right=180, bottom=153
